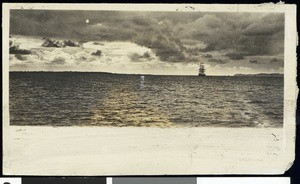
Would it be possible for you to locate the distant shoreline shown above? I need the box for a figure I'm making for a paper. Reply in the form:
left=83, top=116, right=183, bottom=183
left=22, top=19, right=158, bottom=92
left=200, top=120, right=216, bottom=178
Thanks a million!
left=234, top=73, right=284, bottom=77
left=9, top=71, right=284, bottom=77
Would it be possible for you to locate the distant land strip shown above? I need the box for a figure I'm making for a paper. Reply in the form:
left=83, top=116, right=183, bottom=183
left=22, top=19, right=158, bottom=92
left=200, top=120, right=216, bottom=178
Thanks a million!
left=9, top=71, right=283, bottom=77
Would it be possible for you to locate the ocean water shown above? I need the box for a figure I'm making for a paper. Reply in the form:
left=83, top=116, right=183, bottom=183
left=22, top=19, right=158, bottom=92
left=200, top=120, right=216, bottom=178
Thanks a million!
left=9, top=72, right=283, bottom=128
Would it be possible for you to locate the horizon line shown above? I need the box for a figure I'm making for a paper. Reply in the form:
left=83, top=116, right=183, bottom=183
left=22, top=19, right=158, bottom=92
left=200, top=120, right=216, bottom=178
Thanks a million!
left=9, top=71, right=284, bottom=77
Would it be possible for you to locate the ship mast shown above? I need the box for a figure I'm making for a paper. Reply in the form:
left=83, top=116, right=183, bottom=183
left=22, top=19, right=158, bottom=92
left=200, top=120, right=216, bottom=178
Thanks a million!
left=198, top=63, right=206, bottom=76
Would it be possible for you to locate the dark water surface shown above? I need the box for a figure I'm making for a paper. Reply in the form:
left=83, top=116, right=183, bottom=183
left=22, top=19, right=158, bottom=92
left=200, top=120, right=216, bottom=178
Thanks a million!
left=9, top=72, right=283, bottom=127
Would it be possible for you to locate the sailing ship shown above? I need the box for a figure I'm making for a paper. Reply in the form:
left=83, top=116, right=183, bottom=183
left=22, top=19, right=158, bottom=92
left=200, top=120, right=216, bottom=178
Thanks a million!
left=198, top=63, right=206, bottom=76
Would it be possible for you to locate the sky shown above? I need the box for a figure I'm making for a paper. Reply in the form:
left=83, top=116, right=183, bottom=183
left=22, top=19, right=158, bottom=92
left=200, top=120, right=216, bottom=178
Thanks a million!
left=9, top=10, right=284, bottom=75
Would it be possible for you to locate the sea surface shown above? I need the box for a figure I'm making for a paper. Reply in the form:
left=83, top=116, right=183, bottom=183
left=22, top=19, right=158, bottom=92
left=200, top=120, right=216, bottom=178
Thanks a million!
left=9, top=72, right=283, bottom=128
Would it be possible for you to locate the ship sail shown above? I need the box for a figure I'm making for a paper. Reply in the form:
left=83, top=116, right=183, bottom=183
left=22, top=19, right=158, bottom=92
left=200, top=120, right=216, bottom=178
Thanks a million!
left=198, top=63, right=206, bottom=76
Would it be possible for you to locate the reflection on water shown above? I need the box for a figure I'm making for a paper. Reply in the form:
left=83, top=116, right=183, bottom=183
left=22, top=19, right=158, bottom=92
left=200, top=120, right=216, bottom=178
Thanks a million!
left=9, top=72, right=283, bottom=128
left=91, top=75, right=172, bottom=127
left=140, top=75, right=145, bottom=90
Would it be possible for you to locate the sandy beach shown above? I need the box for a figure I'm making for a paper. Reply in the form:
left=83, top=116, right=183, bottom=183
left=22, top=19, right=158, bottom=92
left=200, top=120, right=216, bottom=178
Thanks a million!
left=3, top=126, right=290, bottom=175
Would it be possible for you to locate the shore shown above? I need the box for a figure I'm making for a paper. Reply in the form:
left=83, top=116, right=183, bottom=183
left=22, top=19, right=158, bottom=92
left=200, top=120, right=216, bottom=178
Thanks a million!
left=3, top=126, right=287, bottom=175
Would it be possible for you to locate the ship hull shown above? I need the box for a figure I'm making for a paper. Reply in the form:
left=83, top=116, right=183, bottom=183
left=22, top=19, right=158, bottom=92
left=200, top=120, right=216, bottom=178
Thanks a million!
left=198, top=74, right=206, bottom=76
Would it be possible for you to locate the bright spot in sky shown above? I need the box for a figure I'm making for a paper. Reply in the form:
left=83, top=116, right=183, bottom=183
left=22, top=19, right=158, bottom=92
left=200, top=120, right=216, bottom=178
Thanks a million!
left=86, top=19, right=89, bottom=24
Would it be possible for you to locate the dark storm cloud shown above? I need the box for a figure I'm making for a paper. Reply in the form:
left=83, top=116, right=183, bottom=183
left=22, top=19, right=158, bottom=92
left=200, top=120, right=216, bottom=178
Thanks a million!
left=9, top=44, right=31, bottom=55
left=63, top=40, right=80, bottom=47
left=49, top=57, right=66, bottom=65
left=199, top=44, right=217, bottom=52
left=10, top=10, right=284, bottom=68
left=242, top=14, right=284, bottom=36
left=42, top=38, right=80, bottom=47
left=42, top=38, right=64, bottom=47
left=91, top=50, right=102, bottom=56
left=10, top=10, right=186, bottom=63
left=225, top=52, right=245, bottom=60
left=249, top=59, right=259, bottom=64
left=151, top=43, right=185, bottom=62
left=15, top=54, right=27, bottom=61
left=178, top=13, right=284, bottom=57
left=128, top=52, right=152, bottom=62
left=10, top=46, right=31, bottom=55
left=93, top=42, right=104, bottom=45
left=132, top=24, right=186, bottom=62
left=203, top=54, right=213, bottom=58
